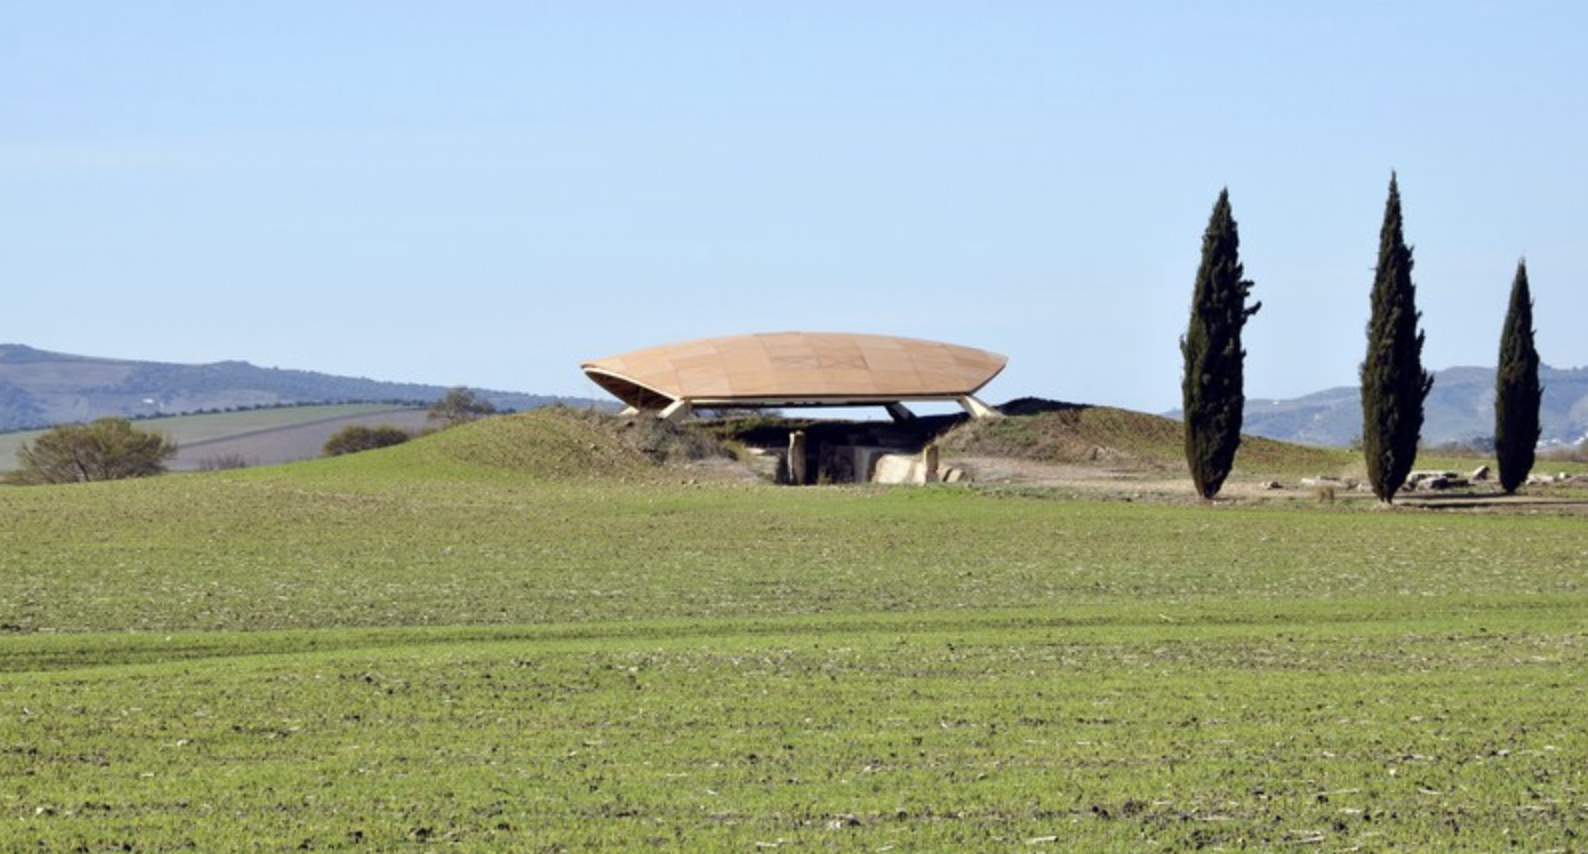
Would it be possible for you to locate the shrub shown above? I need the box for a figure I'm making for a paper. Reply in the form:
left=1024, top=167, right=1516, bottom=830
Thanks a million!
left=198, top=453, right=250, bottom=471
left=11, top=418, right=177, bottom=485
left=428, top=387, right=497, bottom=428
left=323, top=425, right=411, bottom=457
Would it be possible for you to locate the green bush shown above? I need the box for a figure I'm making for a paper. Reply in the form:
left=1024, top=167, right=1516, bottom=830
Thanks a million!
left=10, top=418, right=177, bottom=485
left=323, top=425, right=412, bottom=457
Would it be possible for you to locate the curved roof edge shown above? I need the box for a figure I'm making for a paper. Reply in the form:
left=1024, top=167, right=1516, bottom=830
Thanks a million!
left=581, top=331, right=1007, bottom=411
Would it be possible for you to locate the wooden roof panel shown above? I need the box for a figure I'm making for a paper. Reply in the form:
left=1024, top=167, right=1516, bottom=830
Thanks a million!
left=582, top=332, right=1006, bottom=408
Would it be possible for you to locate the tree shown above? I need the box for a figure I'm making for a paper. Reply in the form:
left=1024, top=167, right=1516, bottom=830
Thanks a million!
left=1494, top=260, right=1542, bottom=494
left=12, top=418, right=177, bottom=484
left=1360, top=174, right=1434, bottom=503
left=1181, top=188, right=1261, bottom=499
left=323, top=425, right=411, bottom=457
left=428, top=386, right=496, bottom=428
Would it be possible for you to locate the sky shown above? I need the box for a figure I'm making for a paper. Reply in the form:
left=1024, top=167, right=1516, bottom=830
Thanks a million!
left=2, top=1, right=1585, bottom=414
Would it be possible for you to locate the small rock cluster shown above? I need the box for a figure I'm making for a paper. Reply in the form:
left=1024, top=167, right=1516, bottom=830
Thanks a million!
left=1527, top=471, right=1588, bottom=487
left=1401, top=470, right=1471, bottom=491
left=1269, top=464, right=1585, bottom=495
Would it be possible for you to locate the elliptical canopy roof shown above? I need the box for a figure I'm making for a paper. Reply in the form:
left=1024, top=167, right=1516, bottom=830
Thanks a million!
left=582, top=332, right=1007, bottom=410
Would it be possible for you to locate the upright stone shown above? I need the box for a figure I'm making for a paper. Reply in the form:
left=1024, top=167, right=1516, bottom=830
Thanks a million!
left=788, top=431, right=808, bottom=485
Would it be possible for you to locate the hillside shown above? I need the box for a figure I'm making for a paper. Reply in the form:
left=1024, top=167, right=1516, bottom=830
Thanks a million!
left=0, top=343, right=602, bottom=431
left=306, top=407, right=741, bottom=484
left=941, top=398, right=1351, bottom=479
left=1239, top=365, right=1588, bottom=447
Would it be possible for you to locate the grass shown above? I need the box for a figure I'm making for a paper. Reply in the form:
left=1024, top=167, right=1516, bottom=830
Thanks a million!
left=3, top=411, right=1587, bottom=850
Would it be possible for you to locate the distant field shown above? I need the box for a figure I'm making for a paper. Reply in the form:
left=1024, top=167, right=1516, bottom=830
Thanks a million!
left=0, top=404, right=428, bottom=472
left=2, top=411, right=1586, bottom=850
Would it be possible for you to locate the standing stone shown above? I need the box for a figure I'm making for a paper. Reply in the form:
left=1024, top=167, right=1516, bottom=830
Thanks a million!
left=788, top=431, right=807, bottom=485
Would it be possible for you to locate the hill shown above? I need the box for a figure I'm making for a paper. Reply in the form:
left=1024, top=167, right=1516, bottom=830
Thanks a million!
left=307, top=406, right=740, bottom=484
left=941, top=398, right=1351, bottom=480
left=0, top=343, right=602, bottom=431
left=1238, top=365, right=1588, bottom=448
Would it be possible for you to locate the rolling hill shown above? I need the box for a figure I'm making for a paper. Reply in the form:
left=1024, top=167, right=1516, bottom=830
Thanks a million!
left=0, top=343, right=602, bottom=432
left=1217, top=365, right=1588, bottom=448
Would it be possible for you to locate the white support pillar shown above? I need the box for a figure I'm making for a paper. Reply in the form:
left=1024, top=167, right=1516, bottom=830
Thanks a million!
left=658, top=398, right=693, bottom=422
left=957, top=394, right=1002, bottom=419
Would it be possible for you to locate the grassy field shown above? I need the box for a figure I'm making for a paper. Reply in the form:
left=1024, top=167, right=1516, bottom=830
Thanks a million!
left=2, top=411, right=1586, bottom=850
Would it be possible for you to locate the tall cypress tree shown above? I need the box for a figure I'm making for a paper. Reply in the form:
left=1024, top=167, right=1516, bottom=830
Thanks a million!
left=1494, top=260, right=1541, bottom=494
left=1181, top=188, right=1260, bottom=500
left=1360, top=173, right=1433, bottom=503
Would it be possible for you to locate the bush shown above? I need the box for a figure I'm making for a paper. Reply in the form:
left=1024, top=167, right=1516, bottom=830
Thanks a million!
left=428, top=387, right=497, bottom=428
left=323, top=425, right=411, bottom=457
left=198, top=453, right=250, bottom=471
left=10, top=418, right=177, bottom=485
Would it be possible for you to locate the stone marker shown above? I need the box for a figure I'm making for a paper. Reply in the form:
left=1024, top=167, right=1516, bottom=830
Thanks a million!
left=788, top=431, right=807, bottom=485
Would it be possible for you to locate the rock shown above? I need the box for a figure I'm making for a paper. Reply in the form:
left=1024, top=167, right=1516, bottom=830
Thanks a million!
left=1470, top=464, right=1490, bottom=481
left=1263, top=480, right=1283, bottom=490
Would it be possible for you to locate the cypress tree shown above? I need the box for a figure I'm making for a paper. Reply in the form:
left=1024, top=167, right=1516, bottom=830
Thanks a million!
left=1494, top=260, right=1541, bottom=494
left=1181, top=189, right=1260, bottom=500
left=1360, top=173, right=1433, bottom=503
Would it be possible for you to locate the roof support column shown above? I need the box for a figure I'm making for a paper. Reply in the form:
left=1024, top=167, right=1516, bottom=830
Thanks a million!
left=884, top=402, right=917, bottom=423
left=658, top=398, right=693, bottom=422
left=958, top=394, right=1002, bottom=419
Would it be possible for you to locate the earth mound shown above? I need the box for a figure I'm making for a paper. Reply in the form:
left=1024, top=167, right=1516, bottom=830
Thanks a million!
left=329, top=407, right=739, bottom=482
left=939, top=398, right=1345, bottom=477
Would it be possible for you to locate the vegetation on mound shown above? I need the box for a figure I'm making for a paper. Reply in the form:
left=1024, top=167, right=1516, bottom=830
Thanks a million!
left=942, top=399, right=1350, bottom=478
left=306, top=406, right=734, bottom=482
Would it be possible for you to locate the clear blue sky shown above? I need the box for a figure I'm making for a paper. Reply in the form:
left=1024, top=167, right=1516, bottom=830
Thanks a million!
left=3, top=1, right=1584, bottom=413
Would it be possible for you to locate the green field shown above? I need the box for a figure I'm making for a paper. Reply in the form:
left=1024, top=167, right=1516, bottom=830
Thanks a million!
left=2, top=411, right=1586, bottom=850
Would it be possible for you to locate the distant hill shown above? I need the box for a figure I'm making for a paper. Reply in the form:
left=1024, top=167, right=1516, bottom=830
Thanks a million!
left=0, top=344, right=604, bottom=431
left=1236, top=365, right=1588, bottom=448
